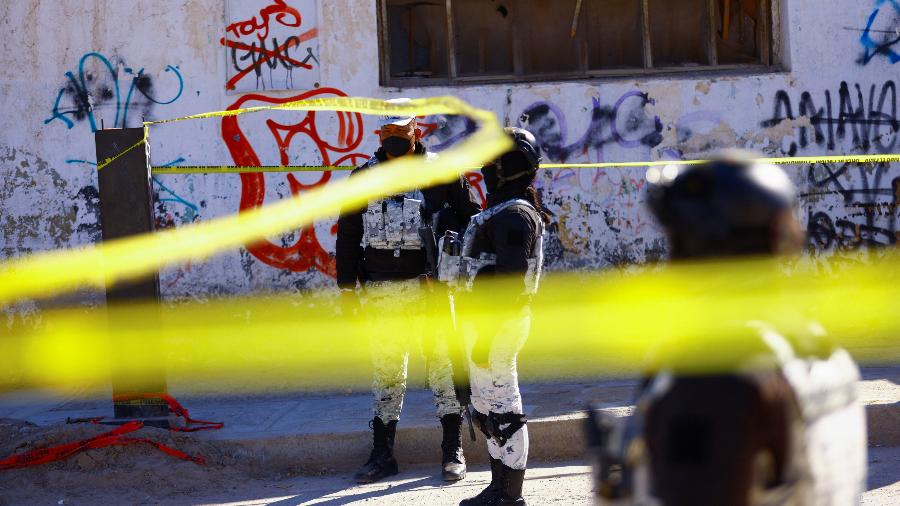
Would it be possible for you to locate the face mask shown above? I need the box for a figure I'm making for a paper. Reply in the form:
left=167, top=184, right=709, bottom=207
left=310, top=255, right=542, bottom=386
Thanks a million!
left=382, top=136, right=413, bottom=157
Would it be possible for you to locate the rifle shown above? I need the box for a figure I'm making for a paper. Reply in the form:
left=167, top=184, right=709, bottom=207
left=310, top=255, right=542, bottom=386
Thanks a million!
left=446, top=290, right=477, bottom=442
left=419, top=225, right=438, bottom=279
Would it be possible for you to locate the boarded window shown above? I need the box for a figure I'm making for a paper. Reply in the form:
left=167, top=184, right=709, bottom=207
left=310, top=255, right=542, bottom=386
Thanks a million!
left=517, top=0, right=583, bottom=75
left=380, top=0, right=774, bottom=85
left=585, top=0, right=645, bottom=70
left=649, top=0, right=711, bottom=67
left=452, top=0, right=515, bottom=77
left=386, top=0, right=449, bottom=78
left=716, top=0, right=763, bottom=64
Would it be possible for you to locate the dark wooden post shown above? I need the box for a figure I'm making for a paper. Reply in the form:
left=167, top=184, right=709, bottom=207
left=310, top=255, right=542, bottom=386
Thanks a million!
left=95, top=127, right=169, bottom=426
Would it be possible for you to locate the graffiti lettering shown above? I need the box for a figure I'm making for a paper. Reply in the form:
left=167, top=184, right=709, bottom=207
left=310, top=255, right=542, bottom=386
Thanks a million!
left=760, top=81, right=899, bottom=155
left=222, top=29, right=318, bottom=90
left=45, top=53, right=183, bottom=132
left=221, top=88, right=368, bottom=276
left=518, top=92, right=663, bottom=163
left=226, top=0, right=302, bottom=40
left=807, top=211, right=898, bottom=250
left=224, top=0, right=319, bottom=92
left=857, top=0, right=900, bottom=65
left=804, top=162, right=900, bottom=251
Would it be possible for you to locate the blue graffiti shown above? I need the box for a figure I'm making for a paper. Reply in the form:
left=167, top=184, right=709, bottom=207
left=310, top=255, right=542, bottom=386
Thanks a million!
left=859, top=0, right=900, bottom=65
left=152, top=158, right=201, bottom=224
left=64, top=156, right=199, bottom=223
left=45, top=52, right=184, bottom=132
left=65, top=159, right=97, bottom=166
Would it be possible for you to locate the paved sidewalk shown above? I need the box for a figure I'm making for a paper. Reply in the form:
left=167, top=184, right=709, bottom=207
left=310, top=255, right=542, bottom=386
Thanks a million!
left=0, top=368, right=897, bottom=473
left=7, top=453, right=897, bottom=506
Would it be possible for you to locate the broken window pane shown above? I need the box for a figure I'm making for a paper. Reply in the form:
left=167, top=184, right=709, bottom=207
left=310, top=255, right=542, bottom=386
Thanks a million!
left=517, top=0, right=583, bottom=75
left=453, top=0, right=515, bottom=77
left=649, top=0, right=711, bottom=67
left=716, top=0, right=762, bottom=64
left=386, top=0, right=449, bottom=78
left=585, top=0, right=645, bottom=70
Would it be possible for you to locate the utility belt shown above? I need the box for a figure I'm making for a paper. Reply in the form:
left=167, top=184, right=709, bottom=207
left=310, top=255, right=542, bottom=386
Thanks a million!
left=362, top=247, right=428, bottom=281
left=436, top=199, right=544, bottom=294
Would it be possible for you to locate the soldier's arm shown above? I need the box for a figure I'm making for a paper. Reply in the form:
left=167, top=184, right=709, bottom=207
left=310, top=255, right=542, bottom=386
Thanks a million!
left=335, top=169, right=366, bottom=289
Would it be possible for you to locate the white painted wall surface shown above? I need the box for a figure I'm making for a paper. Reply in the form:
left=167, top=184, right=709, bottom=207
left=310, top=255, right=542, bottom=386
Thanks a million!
left=0, top=0, right=897, bottom=302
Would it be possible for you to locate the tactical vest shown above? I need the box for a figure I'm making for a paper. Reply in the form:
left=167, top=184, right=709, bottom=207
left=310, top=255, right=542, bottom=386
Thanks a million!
left=361, top=190, right=426, bottom=254
left=588, top=334, right=867, bottom=506
left=437, top=199, right=544, bottom=294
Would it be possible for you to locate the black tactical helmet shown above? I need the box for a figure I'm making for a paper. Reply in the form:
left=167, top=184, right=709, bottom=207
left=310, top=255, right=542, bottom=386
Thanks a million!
left=483, top=127, right=542, bottom=192
left=646, top=153, right=799, bottom=258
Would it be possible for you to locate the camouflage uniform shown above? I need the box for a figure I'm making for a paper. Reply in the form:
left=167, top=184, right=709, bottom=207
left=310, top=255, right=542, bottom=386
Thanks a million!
left=463, top=306, right=532, bottom=469
left=364, top=279, right=462, bottom=422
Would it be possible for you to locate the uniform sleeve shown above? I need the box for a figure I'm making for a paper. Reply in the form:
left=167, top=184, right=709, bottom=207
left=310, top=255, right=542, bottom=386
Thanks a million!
left=335, top=170, right=366, bottom=289
left=490, top=212, right=537, bottom=276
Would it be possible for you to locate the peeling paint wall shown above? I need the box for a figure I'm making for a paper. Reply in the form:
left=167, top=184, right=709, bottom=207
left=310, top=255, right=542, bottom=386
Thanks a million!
left=1, top=0, right=898, bottom=302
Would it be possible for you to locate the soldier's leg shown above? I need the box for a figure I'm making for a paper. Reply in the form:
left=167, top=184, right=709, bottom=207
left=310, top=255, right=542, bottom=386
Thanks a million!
left=371, top=344, right=409, bottom=423
left=426, top=329, right=464, bottom=418
left=468, top=310, right=531, bottom=469
left=365, top=280, right=420, bottom=422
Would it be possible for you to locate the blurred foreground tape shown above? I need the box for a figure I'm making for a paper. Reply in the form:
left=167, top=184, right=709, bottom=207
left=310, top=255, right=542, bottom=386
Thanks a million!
left=3, top=254, right=898, bottom=393
left=0, top=96, right=512, bottom=307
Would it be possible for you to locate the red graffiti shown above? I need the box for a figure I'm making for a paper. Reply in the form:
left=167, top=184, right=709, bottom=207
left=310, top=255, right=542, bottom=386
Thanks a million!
left=226, top=0, right=301, bottom=40
left=465, top=172, right=487, bottom=209
left=222, top=27, right=318, bottom=91
left=222, top=88, right=368, bottom=277
left=221, top=34, right=314, bottom=71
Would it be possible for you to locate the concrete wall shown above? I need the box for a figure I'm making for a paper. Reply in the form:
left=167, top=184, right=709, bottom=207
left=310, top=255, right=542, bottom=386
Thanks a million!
left=0, top=0, right=898, bottom=302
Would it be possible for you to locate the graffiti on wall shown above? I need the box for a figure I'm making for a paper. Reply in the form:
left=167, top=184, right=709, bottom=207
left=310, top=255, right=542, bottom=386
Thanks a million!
left=857, top=0, right=900, bottom=65
left=224, top=0, right=320, bottom=92
left=760, top=81, right=899, bottom=155
left=402, top=90, right=668, bottom=266
left=518, top=92, right=664, bottom=163
left=222, top=87, right=368, bottom=277
left=45, top=52, right=184, bottom=132
left=804, top=162, right=900, bottom=252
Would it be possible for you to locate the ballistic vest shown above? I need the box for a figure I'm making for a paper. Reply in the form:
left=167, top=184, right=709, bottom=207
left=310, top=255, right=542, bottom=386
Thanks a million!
left=437, top=199, right=545, bottom=294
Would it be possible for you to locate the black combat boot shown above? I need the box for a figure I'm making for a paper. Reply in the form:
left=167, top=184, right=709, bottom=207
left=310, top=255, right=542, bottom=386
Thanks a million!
left=354, top=417, right=399, bottom=484
left=459, top=457, right=503, bottom=505
left=497, top=465, right=526, bottom=505
left=440, top=414, right=467, bottom=481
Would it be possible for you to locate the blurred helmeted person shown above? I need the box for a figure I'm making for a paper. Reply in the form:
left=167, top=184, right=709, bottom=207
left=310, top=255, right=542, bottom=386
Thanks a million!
left=439, top=128, right=551, bottom=506
left=335, top=98, right=481, bottom=484
left=587, top=153, right=867, bottom=506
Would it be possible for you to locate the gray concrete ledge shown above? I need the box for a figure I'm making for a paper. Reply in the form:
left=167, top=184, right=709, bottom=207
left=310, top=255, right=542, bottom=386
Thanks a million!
left=1, top=370, right=896, bottom=475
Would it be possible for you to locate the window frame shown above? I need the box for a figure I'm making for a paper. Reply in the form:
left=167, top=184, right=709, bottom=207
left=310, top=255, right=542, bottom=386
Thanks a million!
left=377, top=0, right=778, bottom=87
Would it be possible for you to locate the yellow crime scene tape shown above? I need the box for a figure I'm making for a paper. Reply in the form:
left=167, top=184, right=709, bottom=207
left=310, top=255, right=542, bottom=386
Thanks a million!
left=150, top=155, right=900, bottom=175
left=1, top=95, right=899, bottom=395
left=0, top=96, right=511, bottom=306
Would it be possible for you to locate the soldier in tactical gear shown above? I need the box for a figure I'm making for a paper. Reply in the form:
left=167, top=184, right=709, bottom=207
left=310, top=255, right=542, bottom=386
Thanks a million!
left=336, top=98, right=482, bottom=484
left=587, top=154, right=867, bottom=506
left=440, top=128, right=551, bottom=506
